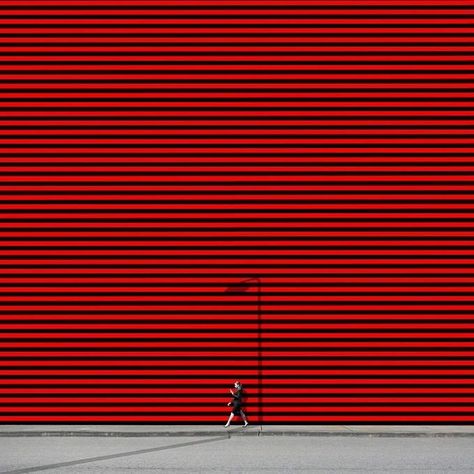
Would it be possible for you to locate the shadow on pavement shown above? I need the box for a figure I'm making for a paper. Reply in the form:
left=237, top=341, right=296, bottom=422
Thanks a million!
left=0, top=426, right=260, bottom=474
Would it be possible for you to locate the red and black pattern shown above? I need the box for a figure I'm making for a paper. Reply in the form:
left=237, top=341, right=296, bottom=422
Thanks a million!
left=1, top=0, right=474, bottom=423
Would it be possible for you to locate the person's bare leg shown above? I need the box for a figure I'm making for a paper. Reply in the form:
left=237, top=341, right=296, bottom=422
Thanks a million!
left=224, top=412, right=234, bottom=427
left=240, top=410, right=248, bottom=427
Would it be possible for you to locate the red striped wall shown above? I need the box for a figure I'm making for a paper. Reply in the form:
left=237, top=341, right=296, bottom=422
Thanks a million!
left=1, top=0, right=474, bottom=423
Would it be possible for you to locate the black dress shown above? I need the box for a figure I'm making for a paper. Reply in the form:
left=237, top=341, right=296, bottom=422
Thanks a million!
left=231, top=387, right=243, bottom=415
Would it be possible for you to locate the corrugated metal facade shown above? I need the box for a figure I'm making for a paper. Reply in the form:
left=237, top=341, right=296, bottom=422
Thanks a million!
left=1, top=0, right=474, bottom=423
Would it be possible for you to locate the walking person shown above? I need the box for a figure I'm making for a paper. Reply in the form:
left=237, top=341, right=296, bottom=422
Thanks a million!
left=224, top=381, right=249, bottom=428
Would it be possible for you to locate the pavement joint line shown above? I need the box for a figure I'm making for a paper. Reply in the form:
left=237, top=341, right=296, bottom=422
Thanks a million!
left=1, top=428, right=474, bottom=437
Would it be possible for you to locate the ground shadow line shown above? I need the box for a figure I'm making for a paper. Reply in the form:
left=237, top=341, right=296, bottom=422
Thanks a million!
left=0, top=434, right=231, bottom=474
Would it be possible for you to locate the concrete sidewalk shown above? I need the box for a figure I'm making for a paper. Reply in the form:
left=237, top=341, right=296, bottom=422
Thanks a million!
left=1, top=425, right=474, bottom=437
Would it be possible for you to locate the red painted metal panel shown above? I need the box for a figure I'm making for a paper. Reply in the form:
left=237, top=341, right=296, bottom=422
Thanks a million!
left=1, top=0, right=474, bottom=424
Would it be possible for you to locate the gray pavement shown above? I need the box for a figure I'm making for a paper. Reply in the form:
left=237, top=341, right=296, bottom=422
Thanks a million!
left=1, top=424, right=474, bottom=437
left=1, top=434, right=474, bottom=473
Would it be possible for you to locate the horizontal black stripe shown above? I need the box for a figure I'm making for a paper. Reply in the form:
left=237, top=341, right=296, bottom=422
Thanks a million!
left=3, top=159, right=474, bottom=164
left=5, top=299, right=474, bottom=305
left=0, top=197, right=473, bottom=203
left=3, top=308, right=473, bottom=314
left=0, top=290, right=472, bottom=295
left=1, top=326, right=474, bottom=334
left=2, top=373, right=474, bottom=379
left=0, top=400, right=470, bottom=408
left=1, top=203, right=474, bottom=210
left=2, top=117, right=474, bottom=122
left=5, top=59, right=474, bottom=64
left=3, top=263, right=474, bottom=268
left=0, top=214, right=471, bottom=221
left=2, top=202, right=473, bottom=209
left=2, top=170, right=474, bottom=175
left=3, top=32, right=474, bottom=38
left=0, top=361, right=470, bottom=367
left=0, top=245, right=471, bottom=251
left=1, top=283, right=474, bottom=288
left=4, top=144, right=474, bottom=149
left=5, top=43, right=474, bottom=49
left=0, top=126, right=471, bottom=134
left=1, top=69, right=473, bottom=75
left=4, top=152, right=474, bottom=157
left=1, top=305, right=473, bottom=311
left=1, top=127, right=474, bottom=132
left=5, top=86, right=474, bottom=92
left=4, top=21, right=474, bottom=27
left=0, top=388, right=468, bottom=398
left=2, top=215, right=474, bottom=221
left=0, top=384, right=471, bottom=391
left=0, top=187, right=461, bottom=196
left=0, top=246, right=474, bottom=254
left=1, top=236, right=472, bottom=243
left=0, top=309, right=467, bottom=314
left=4, top=107, right=474, bottom=112
left=6, top=312, right=472, bottom=321
left=2, top=398, right=473, bottom=404
left=0, top=238, right=472, bottom=245
left=1, top=345, right=471, bottom=351
left=2, top=180, right=474, bottom=185
left=4, top=314, right=473, bottom=320
left=0, top=356, right=474, bottom=362
left=1, top=402, right=473, bottom=408
left=5, top=19, right=474, bottom=25
left=3, top=138, right=474, bottom=144
left=1, top=411, right=473, bottom=417
left=1, top=355, right=472, bottom=360
left=5, top=97, right=474, bottom=102
left=5, top=207, right=473, bottom=212
left=1, top=327, right=473, bottom=333
left=1, top=5, right=472, bottom=10
left=5, top=14, right=474, bottom=19
left=3, top=51, right=474, bottom=57
left=3, top=248, right=474, bottom=254
left=2, top=323, right=469, bottom=329
left=0, top=272, right=470, bottom=278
